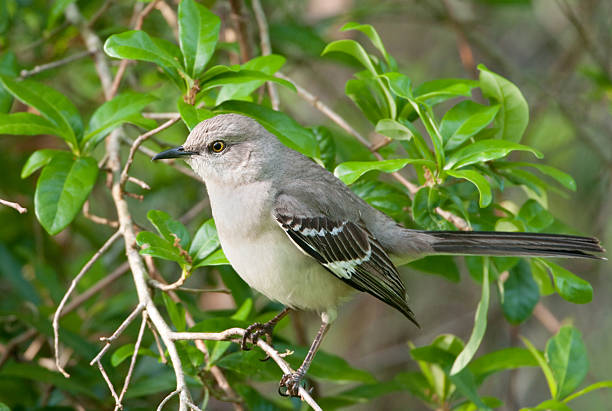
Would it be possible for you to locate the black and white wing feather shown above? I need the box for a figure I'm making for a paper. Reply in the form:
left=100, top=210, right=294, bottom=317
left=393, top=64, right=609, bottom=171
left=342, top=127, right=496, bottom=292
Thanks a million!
left=274, top=210, right=418, bottom=326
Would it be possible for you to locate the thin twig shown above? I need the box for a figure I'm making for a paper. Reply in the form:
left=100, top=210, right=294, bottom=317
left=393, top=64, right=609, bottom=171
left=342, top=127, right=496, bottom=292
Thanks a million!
left=83, top=201, right=119, bottom=228
left=95, top=359, right=121, bottom=405
left=156, top=1, right=178, bottom=40
left=157, top=389, right=180, bottom=411
left=0, top=329, right=37, bottom=369
left=126, top=176, right=151, bottom=190
left=54, top=229, right=122, bottom=377
left=148, top=269, right=189, bottom=291
left=143, top=112, right=181, bottom=119
left=228, top=0, right=251, bottom=63
left=90, top=304, right=145, bottom=365
left=532, top=302, right=562, bottom=334
left=119, top=115, right=181, bottom=189
left=147, top=317, right=167, bottom=364
left=20, top=51, right=94, bottom=78
left=252, top=0, right=279, bottom=110
left=0, top=198, right=27, bottom=214
left=115, top=311, right=149, bottom=409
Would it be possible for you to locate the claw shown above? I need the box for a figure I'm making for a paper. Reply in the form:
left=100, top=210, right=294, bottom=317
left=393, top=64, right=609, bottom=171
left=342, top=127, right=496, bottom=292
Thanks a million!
left=278, top=372, right=306, bottom=397
left=240, top=321, right=275, bottom=351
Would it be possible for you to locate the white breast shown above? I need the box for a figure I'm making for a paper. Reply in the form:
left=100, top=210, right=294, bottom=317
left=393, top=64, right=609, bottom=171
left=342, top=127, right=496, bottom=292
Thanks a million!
left=204, top=181, right=353, bottom=313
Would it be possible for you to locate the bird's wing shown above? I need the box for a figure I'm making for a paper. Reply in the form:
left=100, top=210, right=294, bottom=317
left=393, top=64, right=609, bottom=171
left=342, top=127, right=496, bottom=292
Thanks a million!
left=273, top=203, right=418, bottom=325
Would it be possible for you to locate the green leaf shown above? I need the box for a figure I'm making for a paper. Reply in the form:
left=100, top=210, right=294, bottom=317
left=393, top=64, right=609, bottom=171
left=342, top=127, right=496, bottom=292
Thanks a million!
left=83, top=92, right=157, bottom=152
left=136, top=231, right=184, bottom=264
left=0, top=52, right=18, bottom=113
left=194, top=248, right=229, bottom=267
left=111, top=343, right=157, bottom=367
left=539, top=259, right=593, bottom=304
left=34, top=153, right=98, bottom=235
left=478, top=64, right=529, bottom=142
left=0, top=361, right=95, bottom=397
left=345, top=76, right=390, bottom=123
left=531, top=259, right=555, bottom=296
left=495, top=161, right=576, bottom=191
left=413, top=78, right=478, bottom=106
left=146, top=209, right=190, bottom=250
left=563, top=380, right=612, bottom=403
left=522, top=336, right=558, bottom=399
left=341, top=22, right=394, bottom=68
left=0, top=76, right=83, bottom=151
left=546, top=325, right=589, bottom=399
left=162, top=293, right=186, bottom=331
left=469, top=347, right=538, bottom=381
left=445, top=139, right=542, bottom=170
left=209, top=298, right=253, bottom=364
left=200, top=68, right=295, bottom=93
left=311, top=125, right=336, bottom=170
left=440, top=101, right=500, bottom=150
left=21, top=149, right=64, bottom=178
left=178, top=0, right=220, bottom=78
left=408, top=256, right=460, bottom=282
left=334, top=159, right=434, bottom=185
left=500, top=260, right=539, bottom=324
left=216, top=55, right=286, bottom=105
left=446, top=169, right=492, bottom=207
left=177, top=99, right=214, bottom=130
left=0, top=112, right=64, bottom=137
left=215, top=100, right=318, bottom=158
left=288, top=344, right=375, bottom=383
left=318, top=381, right=403, bottom=409
left=104, top=30, right=186, bottom=87
left=451, top=259, right=490, bottom=375
left=375, top=118, right=414, bottom=140
left=189, top=219, right=220, bottom=262
left=518, top=199, right=554, bottom=232
left=524, top=399, right=573, bottom=411
left=0, top=244, right=41, bottom=304
left=349, top=179, right=412, bottom=221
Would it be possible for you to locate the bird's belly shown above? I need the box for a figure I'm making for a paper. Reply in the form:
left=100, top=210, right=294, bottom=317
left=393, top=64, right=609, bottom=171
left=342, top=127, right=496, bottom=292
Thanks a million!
left=219, top=226, right=353, bottom=313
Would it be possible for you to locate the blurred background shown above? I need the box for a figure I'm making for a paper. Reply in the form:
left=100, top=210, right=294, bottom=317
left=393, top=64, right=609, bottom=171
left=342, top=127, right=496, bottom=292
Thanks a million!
left=1, top=0, right=611, bottom=409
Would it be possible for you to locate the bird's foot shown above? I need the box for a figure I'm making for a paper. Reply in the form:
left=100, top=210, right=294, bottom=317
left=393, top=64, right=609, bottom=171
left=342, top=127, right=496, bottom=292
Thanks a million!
left=240, top=321, right=275, bottom=351
left=278, top=371, right=308, bottom=397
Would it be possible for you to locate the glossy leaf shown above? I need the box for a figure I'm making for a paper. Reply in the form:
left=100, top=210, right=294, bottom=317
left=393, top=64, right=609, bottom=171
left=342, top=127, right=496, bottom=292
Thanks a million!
left=0, top=113, right=64, bottom=137
left=322, top=39, right=378, bottom=76
left=500, top=260, right=539, bottom=324
left=83, top=92, right=157, bottom=151
left=48, top=0, right=75, bottom=28
left=469, top=347, right=538, bottom=380
left=523, top=399, right=573, bottom=411
left=408, top=256, right=460, bottom=282
left=495, top=161, right=576, bottom=191
left=0, top=75, right=82, bottom=150
left=375, top=118, right=414, bottom=140
left=216, top=100, right=318, bottom=158
left=546, top=325, right=588, bottom=399
left=445, top=139, right=542, bottom=170
left=147, top=210, right=190, bottom=249
left=478, top=64, right=529, bottom=142
left=104, top=30, right=186, bottom=86
left=531, top=259, right=555, bottom=296
left=162, top=293, right=186, bottom=331
left=178, top=0, right=220, bottom=78
left=34, top=153, right=98, bottom=235
left=200, top=69, right=295, bottom=93
left=334, top=159, right=434, bottom=185
left=189, top=219, right=220, bottom=262
left=539, top=259, right=593, bottom=304
left=216, top=55, right=286, bottom=105
left=451, top=259, right=490, bottom=375
left=563, top=380, right=612, bottom=403
left=341, top=22, right=393, bottom=68
left=21, top=149, right=64, bottom=178
left=311, top=125, right=336, bottom=170
left=518, top=199, right=554, bottom=232
left=413, top=78, right=478, bottom=106
left=193, top=248, right=229, bottom=267
left=111, top=344, right=157, bottom=367
left=523, top=336, right=557, bottom=399
left=136, top=231, right=184, bottom=265
left=346, top=76, right=390, bottom=123
left=446, top=169, right=492, bottom=207
left=177, top=99, right=214, bottom=130
left=0, top=52, right=18, bottom=113
left=440, top=101, right=500, bottom=150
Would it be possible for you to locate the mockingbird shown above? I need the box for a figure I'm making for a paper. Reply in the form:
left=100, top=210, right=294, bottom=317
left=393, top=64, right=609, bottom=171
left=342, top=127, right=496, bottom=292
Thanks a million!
left=153, top=113, right=604, bottom=397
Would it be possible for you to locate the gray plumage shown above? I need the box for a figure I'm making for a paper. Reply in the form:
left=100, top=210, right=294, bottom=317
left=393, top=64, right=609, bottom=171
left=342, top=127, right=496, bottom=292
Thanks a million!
left=155, top=113, right=603, bottom=324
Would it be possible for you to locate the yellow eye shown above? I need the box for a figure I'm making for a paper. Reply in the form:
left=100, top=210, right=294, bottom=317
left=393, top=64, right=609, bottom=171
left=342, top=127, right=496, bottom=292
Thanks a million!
left=210, top=140, right=226, bottom=153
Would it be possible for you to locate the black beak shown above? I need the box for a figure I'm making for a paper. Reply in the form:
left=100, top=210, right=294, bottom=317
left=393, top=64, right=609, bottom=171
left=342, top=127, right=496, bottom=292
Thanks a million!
left=152, top=146, right=197, bottom=161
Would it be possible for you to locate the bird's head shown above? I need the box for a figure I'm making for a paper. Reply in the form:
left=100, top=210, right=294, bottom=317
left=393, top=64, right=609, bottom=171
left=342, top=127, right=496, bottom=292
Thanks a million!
left=153, top=113, right=281, bottom=185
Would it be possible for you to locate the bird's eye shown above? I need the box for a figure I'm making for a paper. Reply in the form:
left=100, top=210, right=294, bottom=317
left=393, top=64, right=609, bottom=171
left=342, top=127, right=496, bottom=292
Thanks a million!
left=210, top=140, right=226, bottom=153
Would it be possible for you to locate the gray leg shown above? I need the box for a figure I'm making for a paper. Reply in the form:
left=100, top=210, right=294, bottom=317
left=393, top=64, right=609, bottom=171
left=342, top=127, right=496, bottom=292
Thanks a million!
left=241, top=307, right=292, bottom=350
left=278, top=317, right=330, bottom=397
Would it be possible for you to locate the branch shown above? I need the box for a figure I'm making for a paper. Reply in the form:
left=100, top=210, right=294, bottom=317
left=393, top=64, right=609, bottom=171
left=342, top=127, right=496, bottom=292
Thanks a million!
left=252, top=0, right=279, bottom=110
left=53, top=229, right=122, bottom=377
left=83, top=200, right=119, bottom=228
left=0, top=198, right=27, bottom=214
left=115, top=311, right=149, bottom=410
left=19, top=51, right=94, bottom=78
left=90, top=304, right=145, bottom=365
left=170, top=329, right=322, bottom=411
left=228, top=0, right=251, bottom=63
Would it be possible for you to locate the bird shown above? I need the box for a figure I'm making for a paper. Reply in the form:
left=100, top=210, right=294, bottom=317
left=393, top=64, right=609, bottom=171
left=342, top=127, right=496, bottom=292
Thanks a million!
left=153, top=113, right=604, bottom=397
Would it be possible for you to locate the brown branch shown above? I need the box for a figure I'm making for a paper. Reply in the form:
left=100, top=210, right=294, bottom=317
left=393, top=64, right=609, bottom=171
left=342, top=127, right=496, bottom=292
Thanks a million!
left=53, top=229, right=122, bottom=377
left=0, top=198, right=27, bottom=214
left=252, top=0, right=279, bottom=110
left=228, top=0, right=251, bottom=63
left=119, top=115, right=181, bottom=189
left=90, top=304, right=145, bottom=365
left=83, top=201, right=119, bottom=228
left=0, top=329, right=37, bottom=369
left=115, top=312, right=149, bottom=409
left=532, top=302, right=562, bottom=334
left=94, top=359, right=121, bottom=405
left=442, top=0, right=478, bottom=79
left=19, top=51, right=94, bottom=78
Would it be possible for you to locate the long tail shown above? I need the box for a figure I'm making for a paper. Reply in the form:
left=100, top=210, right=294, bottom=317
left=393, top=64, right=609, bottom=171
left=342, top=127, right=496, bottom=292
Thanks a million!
left=425, top=231, right=605, bottom=259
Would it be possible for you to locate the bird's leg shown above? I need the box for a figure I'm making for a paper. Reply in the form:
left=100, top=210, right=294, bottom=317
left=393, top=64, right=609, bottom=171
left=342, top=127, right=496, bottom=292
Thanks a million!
left=241, top=307, right=292, bottom=351
left=278, top=317, right=330, bottom=397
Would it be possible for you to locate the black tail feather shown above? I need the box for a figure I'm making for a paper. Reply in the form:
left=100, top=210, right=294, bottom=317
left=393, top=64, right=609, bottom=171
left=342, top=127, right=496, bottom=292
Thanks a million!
left=426, top=231, right=605, bottom=259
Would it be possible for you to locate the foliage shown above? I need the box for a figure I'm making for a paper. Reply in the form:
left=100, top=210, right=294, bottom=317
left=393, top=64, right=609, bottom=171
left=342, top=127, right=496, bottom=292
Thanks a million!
left=0, top=0, right=610, bottom=410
